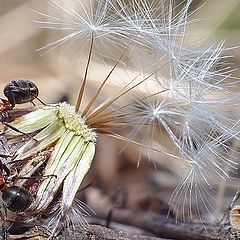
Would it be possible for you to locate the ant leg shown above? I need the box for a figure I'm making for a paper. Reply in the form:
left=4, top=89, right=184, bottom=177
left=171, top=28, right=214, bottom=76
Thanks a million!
left=3, top=123, right=30, bottom=137
left=0, top=153, right=11, bottom=158
left=0, top=161, right=11, bottom=177
left=30, top=101, right=36, bottom=106
left=30, top=99, right=47, bottom=106
left=16, top=174, right=57, bottom=180
left=2, top=163, right=10, bottom=176
left=0, top=140, right=11, bottom=158
left=35, top=97, right=46, bottom=106
left=3, top=122, right=37, bottom=142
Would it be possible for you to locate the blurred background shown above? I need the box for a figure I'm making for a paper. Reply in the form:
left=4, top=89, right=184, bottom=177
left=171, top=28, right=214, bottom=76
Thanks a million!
left=1, top=0, right=240, bottom=233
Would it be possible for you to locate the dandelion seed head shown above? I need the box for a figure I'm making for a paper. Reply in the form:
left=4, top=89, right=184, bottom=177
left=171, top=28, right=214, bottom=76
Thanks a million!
left=33, top=0, right=128, bottom=57
left=57, top=102, right=96, bottom=141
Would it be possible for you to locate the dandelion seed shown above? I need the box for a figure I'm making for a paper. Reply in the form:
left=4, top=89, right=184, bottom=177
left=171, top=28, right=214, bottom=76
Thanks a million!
left=33, top=0, right=128, bottom=58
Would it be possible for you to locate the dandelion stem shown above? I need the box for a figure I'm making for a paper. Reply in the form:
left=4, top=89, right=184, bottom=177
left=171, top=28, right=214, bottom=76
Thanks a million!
left=75, top=35, right=94, bottom=112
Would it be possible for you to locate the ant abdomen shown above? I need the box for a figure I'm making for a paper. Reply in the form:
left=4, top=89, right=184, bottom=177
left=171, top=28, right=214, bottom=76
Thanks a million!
left=4, top=79, right=39, bottom=107
left=2, top=186, right=32, bottom=212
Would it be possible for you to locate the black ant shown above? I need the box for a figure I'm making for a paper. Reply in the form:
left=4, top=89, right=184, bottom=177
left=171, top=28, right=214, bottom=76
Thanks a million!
left=3, top=79, right=45, bottom=108
left=0, top=79, right=45, bottom=136
left=0, top=159, right=57, bottom=239
left=0, top=160, right=32, bottom=213
left=0, top=159, right=33, bottom=239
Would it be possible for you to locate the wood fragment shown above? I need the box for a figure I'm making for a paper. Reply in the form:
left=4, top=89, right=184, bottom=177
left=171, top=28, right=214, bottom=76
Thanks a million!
left=92, top=208, right=240, bottom=240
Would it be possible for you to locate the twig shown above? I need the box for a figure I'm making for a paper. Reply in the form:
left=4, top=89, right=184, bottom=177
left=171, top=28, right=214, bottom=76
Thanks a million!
left=92, top=207, right=240, bottom=240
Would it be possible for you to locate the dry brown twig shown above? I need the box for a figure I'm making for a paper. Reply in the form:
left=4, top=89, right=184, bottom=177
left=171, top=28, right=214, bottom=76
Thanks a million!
left=89, top=208, right=240, bottom=240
